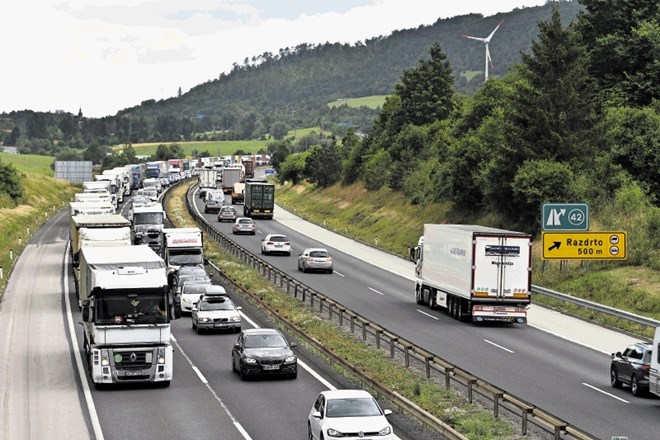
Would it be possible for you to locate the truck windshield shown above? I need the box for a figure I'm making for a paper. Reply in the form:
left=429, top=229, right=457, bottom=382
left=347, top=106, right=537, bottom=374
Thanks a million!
left=134, top=212, right=164, bottom=225
left=168, top=249, right=204, bottom=266
left=94, top=289, right=168, bottom=324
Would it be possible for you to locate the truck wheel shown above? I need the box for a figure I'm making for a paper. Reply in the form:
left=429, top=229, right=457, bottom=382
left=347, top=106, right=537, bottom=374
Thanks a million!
left=415, top=288, right=423, bottom=305
left=456, top=298, right=465, bottom=321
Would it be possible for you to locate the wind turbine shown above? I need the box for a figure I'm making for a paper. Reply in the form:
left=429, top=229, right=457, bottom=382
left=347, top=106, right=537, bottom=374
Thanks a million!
left=461, top=20, right=504, bottom=81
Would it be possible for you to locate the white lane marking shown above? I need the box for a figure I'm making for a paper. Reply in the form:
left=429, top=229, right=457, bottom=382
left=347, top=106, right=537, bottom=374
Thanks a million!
left=527, top=324, right=611, bottom=355
left=484, top=339, right=514, bottom=353
left=64, top=243, right=105, bottom=440
left=368, top=287, right=384, bottom=296
left=582, top=383, right=630, bottom=403
left=416, top=309, right=439, bottom=320
left=172, top=336, right=252, bottom=440
left=192, top=366, right=208, bottom=384
left=333, top=271, right=344, bottom=277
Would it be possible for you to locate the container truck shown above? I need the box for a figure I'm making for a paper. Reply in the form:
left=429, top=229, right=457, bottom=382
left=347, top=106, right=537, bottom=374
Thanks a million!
left=146, top=161, right=167, bottom=179
left=83, top=180, right=117, bottom=209
left=79, top=245, right=177, bottom=388
left=231, top=182, right=245, bottom=204
left=198, top=169, right=218, bottom=198
left=94, top=173, right=123, bottom=204
left=74, top=191, right=113, bottom=206
left=221, top=166, right=243, bottom=194
left=242, top=156, right=255, bottom=180
left=243, top=180, right=274, bottom=219
left=409, top=224, right=532, bottom=323
left=160, top=227, right=205, bottom=273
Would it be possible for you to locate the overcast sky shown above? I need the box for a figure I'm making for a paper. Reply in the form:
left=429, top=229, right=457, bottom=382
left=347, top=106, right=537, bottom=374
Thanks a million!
left=1, top=0, right=548, bottom=117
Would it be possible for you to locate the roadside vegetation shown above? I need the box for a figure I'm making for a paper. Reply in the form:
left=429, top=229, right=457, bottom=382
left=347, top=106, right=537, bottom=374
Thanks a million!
left=0, top=155, right=78, bottom=298
left=111, top=140, right=268, bottom=157
left=276, top=180, right=660, bottom=339
left=164, top=182, right=518, bottom=439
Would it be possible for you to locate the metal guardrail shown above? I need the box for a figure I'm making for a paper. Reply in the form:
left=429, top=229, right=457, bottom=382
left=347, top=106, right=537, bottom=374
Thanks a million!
left=532, top=285, right=660, bottom=329
left=178, top=183, right=599, bottom=440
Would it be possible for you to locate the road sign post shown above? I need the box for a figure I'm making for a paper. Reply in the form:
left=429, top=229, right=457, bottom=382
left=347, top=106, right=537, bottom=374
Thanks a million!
left=542, top=203, right=589, bottom=231
left=542, top=232, right=626, bottom=260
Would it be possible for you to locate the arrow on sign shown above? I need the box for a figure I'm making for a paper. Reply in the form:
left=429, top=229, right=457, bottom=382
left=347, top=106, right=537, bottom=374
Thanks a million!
left=548, top=241, right=561, bottom=252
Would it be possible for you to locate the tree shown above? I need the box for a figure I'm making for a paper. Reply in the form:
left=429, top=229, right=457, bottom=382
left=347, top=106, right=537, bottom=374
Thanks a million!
left=304, top=144, right=341, bottom=187
left=270, top=121, right=289, bottom=140
left=0, top=160, right=24, bottom=204
left=268, top=141, right=291, bottom=169
left=576, top=0, right=660, bottom=106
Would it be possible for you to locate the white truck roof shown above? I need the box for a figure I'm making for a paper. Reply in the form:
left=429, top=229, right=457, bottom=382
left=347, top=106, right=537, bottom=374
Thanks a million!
left=70, top=202, right=115, bottom=216
left=80, top=227, right=131, bottom=242
left=162, top=228, right=203, bottom=248
left=81, top=245, right=164, bottom=268
left=71, top=214, right=131, bottom=227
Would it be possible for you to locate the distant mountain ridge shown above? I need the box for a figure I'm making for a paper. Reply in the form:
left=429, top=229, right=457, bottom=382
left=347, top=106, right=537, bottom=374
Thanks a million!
left=120, top=1, right=582, bottom=126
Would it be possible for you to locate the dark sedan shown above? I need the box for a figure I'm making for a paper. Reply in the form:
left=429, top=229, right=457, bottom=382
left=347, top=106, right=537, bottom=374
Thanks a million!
left=231, top=328, right=298, bottom=380
left=611, top=342, right=652, bottom=396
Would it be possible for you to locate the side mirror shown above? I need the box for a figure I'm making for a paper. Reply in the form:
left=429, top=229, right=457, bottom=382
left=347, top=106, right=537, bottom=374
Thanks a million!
left=82, top=299, right=90, bottom=321
left=203, top=257, right=209, bottom=265
left=289, top=340, right=298, bottom=348
left=383, top=409, right=392, bottom=416
left=311, top=411, right=322, bottom=420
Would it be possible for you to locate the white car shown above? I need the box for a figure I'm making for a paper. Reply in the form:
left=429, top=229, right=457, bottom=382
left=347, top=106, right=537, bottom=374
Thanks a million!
left=260, top=233, right=291, bottom=256
left=191, top=294, right=241, bottom=334
left=179, top=280, right=212, bottom=313
left=308, top=389, right=394, bottom=440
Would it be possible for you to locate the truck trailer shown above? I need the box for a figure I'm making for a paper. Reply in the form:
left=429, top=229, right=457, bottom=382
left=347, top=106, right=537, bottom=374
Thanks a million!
left=409, top=224, right=532, bottom=323
left=79, top=245, right=176, bottom=387
left=221, top=166, right=243, bottom=194
left=243, top=180, right=274, bottom=219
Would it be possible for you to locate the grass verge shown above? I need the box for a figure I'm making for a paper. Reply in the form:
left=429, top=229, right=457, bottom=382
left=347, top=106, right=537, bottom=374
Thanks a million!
left=164, top=182, right=521, bottom=439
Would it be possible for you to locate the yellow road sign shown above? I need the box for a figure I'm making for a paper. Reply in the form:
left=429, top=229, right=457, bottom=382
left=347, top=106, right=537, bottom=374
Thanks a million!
left=542, top=232, right=627, bottom=260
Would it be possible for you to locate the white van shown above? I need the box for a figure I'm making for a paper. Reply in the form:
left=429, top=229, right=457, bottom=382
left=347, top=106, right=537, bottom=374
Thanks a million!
left=649, top=327, right=660, bottom=397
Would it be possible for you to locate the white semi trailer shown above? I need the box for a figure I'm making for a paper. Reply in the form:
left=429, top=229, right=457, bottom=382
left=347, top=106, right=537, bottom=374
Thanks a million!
left=79, top=245, right=177, bottom=388
left=409, top=224, right=532, bottom=323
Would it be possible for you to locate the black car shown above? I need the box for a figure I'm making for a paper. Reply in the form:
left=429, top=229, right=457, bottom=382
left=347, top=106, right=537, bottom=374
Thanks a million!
left=611, top=342, right=652, bottom=396
left=231, top=328, right=298, bottom=380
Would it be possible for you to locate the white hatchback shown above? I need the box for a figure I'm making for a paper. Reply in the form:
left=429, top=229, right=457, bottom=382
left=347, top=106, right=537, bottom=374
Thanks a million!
left=308, top=389, right=394, bottom=440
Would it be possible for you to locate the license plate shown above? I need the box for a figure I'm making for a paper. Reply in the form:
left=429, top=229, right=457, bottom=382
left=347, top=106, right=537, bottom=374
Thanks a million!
left=275, top=245, right=282, bottom=247
left=263, top=365, right=279, bottom=370
left=214, top=324, right=227, bottom=328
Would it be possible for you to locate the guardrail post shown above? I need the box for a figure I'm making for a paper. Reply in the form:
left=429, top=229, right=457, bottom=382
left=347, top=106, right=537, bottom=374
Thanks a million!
left=493, top=392, right=504, bottom=418
left=404, top=345, right=411, bottom=368
left=444, top=367, right=454, bottom=389
left=389, top=338, right=397, bottom=358
left=338, top=308, right=345, bottom=326
left=467, top=379, right=477, bottom=403
left=350, top=315, right=356, bottom=333
left=362, top=321, right=368, bottom=341
left=375, top=330, right=382, bottom=349
left=319, top=297, right=325, bottom=314
left=424, top=357, right=433, bottom=379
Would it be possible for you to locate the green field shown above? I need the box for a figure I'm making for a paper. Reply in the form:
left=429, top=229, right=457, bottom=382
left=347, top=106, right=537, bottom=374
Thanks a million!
left=0, top=153, right=55, bottom=176
left=327, top=95, right=388, bottom=109
left=113, top=140, right=268, bottom=157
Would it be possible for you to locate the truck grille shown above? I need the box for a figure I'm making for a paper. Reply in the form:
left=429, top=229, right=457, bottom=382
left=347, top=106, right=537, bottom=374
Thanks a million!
left=112, top=349, right=153, bottom=370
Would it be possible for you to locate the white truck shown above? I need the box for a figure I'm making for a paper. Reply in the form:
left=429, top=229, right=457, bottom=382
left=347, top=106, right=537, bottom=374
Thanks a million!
left=83, top=180, right=117, bottom=209
left=94, top=173, right=123, bottom=204
left=409, top=224, right=532, bottom=323
left=79, top=245, right=176, bottom=388
left=131, top=203, right=166, bottom=254
left=198, top=169, right=218, bottom=199
left=160, top=227, right=205, bottom=273
left=221, top=166, right=243, bottom=194
left=70, top=214, right=132, bottom=301
left=74, top=191, right=114, bottom=207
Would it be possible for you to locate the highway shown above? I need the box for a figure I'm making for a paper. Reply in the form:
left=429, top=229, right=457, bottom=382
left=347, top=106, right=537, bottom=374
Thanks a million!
left=191, top=190, right=659, bottom=440
left=0, top=199, right=428, bottom=440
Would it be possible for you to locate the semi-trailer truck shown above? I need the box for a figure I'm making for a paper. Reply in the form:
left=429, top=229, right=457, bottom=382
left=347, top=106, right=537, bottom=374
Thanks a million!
left=409, top=224, right=532, bottom=323
left=79, top=245, right=176, bottom=387
left=243, top=179, right=274, bottom=219
left=160, top=227, right=205, bottom=273
left=131, top=203, right=166, bottom=254
left=221, top=166, right=243, bottom=194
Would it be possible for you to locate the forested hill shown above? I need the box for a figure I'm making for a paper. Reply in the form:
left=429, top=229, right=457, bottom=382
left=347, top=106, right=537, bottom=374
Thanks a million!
left=120, top=1, right=582, bottom=129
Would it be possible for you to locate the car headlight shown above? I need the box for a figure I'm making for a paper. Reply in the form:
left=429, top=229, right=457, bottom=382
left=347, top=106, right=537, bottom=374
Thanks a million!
left=378, top=426, right=392, bottom=436
left=229, top=315, right=241, bottom=322
left=198, top=317, right=210, bottom=323
left=326, top=428, right=343, bottom=437
left=243, top=357, right=257, bottom=364
left=182, top=298, right=191, bottom=304
left=284, top=356, right=297, bottom=364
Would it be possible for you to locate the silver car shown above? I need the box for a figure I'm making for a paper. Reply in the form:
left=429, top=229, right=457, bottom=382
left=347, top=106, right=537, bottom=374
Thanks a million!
left=297, top=248, right=333, bottom=274
left=192, top=295, right=241, bottom=334
left=232, top=217, right=256, bottom=235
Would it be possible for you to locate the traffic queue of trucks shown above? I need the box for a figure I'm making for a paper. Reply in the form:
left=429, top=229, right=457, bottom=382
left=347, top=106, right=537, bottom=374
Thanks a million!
left=68, top=160, right=205, bottom=388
